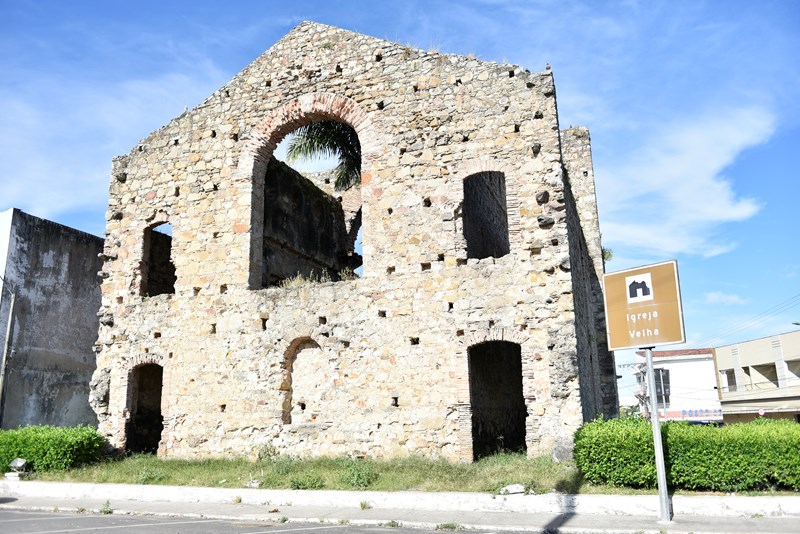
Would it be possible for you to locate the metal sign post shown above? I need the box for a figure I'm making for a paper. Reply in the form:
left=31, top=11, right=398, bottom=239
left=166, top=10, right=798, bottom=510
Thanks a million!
left=645, top=346, right=672, bottom=523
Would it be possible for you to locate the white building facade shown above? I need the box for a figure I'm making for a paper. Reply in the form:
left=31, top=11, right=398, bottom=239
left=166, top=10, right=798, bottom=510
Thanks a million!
left=633, top=348, right=723, bottom=422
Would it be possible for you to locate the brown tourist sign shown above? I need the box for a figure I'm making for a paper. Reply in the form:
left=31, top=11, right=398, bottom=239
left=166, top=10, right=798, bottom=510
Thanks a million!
left=603, top=260, right=685, bottom=351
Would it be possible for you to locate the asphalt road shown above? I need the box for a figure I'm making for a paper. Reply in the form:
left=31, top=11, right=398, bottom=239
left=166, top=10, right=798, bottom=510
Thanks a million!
left=0, top=509, right=526, bottom=534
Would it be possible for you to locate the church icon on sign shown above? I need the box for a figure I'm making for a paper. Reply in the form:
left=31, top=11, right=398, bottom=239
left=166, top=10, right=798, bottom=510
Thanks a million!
left=625, top=272, right=654, bottom=304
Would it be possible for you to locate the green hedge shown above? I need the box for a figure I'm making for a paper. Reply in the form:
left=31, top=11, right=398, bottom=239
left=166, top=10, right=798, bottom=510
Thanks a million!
left=574, top=417, right=800, bottom=491
left=0, top=425, right=108, bottom=472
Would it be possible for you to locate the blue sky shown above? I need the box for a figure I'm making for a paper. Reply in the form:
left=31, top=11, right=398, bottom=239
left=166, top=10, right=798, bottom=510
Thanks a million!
left=2, top=0, right=799, bottom=401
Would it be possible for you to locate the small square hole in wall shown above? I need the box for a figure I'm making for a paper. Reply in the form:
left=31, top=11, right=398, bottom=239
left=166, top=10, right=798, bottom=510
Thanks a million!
left=218, top=404, right=226, bottom=413
left=261, top=318, right=267, bottom=331
left=410, top=337, right=420, bottom=345
left=391, top=396, right=399, bottom=407
left=168, top=352, right=173, bottom=359
left=211, top=130, right=217, bottom=138
left=153, top=332, right=161, bottom=339
left=437, top=253, right=445, bottom=262
left=378, top=310, right=386, bottom=318
left=413, top=84, right=419, bottom=92
left=116, top=296, right=124, bottom=304
left=193, top=287, right=201, bottom=296
left=210, top=323, right=217, bottom=334
left=342, top=340, right=350, bottom=348
left=377, top=100, right=385, bottom=110
left=220, top=284, right=228, bottom=294
left=551, top=238, right=559, bottom=246
left=456, top=329, right=465, bottom=337
left=212, top=231, right=219, bottom=239
left=299, top=402, right=306, bottom=411
left=456, top=259, right=467, bottom=266
left=386, top=266, right=396, bottom=274
left=423, top=197, right=431, bottom=207
left=336, top=64, right=342, bottom=72
left=144, top=348, right=149, bottom=354
left=514, top=124, right=521, bottom=133
left=488, top=320, right=495, bottom=328
left=319, top=316, right=327, bottom=325
left=174, top=187, right=180, bottom=197
left=387, top=207, right=393, bottom=215
left=448, top=302, right=454, bottom=311
left=508, top=69, right=515, bottom=77
left=375, top=53, right=383, bottom=61
left=421, top=262, right=431, bottom=271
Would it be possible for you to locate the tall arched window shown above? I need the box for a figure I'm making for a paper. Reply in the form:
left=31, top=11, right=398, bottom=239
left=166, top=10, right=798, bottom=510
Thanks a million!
left=463, top=172, right=510, bottom=259
left=141, top=222, right=175, bottom=296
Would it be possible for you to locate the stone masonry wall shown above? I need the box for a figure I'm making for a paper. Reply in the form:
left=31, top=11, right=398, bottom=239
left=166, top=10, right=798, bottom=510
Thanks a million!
left=91, top=22, right=615, bottom=461
left=1, top=209, right=102, bottom=429
left=561, top=128, right=619, bottom=418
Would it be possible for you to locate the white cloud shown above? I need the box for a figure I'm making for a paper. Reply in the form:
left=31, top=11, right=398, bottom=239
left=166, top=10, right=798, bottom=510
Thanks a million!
left=705, top=292, right=747, bottom=305
left=0, top=67, right=224, bottom=231
left=597, top=106, right=774, bottom=257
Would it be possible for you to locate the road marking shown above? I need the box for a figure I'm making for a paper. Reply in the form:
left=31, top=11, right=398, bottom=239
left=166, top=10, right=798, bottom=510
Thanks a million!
left=244, top=526, right=345, bottom=534
left=25, top=518, right=226, bottom=533
left=2, top=516, right=77, bottom=523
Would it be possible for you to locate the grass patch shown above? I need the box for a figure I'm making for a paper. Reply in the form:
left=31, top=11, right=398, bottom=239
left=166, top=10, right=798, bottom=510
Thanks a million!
left=32, top=452, right=589, bottom=493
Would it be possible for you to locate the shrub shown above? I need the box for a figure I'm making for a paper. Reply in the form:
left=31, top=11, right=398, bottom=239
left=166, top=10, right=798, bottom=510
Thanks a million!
left=339, top=458, right=379, bottom=489
left=0, top=425, right=107, bottom=472
left=574, top=417, right=800, bottom=491
left=289, top=473, right=325, bottom=489
left=574, top=417, right=656, bottom=487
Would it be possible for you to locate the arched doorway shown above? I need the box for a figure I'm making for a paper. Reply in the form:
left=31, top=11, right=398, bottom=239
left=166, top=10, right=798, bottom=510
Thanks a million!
left=125, top=364, right=163, bottom=453
left=468, top=341, right=526, bottom=459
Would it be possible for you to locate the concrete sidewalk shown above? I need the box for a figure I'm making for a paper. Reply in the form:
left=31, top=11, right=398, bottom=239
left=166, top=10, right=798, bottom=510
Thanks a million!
left=1, top=479, right=799, bottom=533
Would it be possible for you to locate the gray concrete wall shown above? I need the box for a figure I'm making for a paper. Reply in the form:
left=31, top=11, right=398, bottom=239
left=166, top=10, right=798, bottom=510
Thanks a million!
left=0, top=208, right=102, bottom=429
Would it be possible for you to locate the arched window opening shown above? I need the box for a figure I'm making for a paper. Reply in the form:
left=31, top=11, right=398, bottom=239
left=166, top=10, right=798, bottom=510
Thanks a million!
left=260, top=119, right=363, bottom=287
left=468, top=341, right=526, bottom=460
left=125, top=363, right=163, bottom=454
left=141, top=222, right=175, bottom=296
left=281, top=339, right=324, bottom=424
left=463, top=172, right=510, bottom=259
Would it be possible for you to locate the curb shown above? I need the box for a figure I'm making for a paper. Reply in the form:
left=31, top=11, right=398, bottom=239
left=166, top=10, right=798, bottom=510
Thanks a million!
left=2, top=480, right=799, bottom=518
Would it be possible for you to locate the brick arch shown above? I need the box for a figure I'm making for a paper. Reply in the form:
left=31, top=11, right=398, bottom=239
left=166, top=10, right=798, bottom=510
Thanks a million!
left=451, top=160, right=522, bottom=258
left=124, top=353, right=168, bottom=372
left=235, top=93, right=385, bottom=288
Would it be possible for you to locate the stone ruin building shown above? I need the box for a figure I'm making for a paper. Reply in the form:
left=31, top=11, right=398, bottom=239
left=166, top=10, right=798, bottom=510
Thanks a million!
left=90, top=21, right=617, bottom=461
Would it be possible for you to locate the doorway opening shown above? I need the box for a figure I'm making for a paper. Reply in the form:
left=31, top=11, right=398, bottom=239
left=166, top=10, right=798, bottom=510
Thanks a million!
left=468, top=341, right=526, bottom=460
left=125, top=364, right=163, bottom=453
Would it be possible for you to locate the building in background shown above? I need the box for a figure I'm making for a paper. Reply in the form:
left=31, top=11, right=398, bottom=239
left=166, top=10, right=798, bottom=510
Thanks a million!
left=714, top=330, right=800, bottom=423
left=0, top=208, right=102, bottom=429
left=631, top=348, right=722, bottom=422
